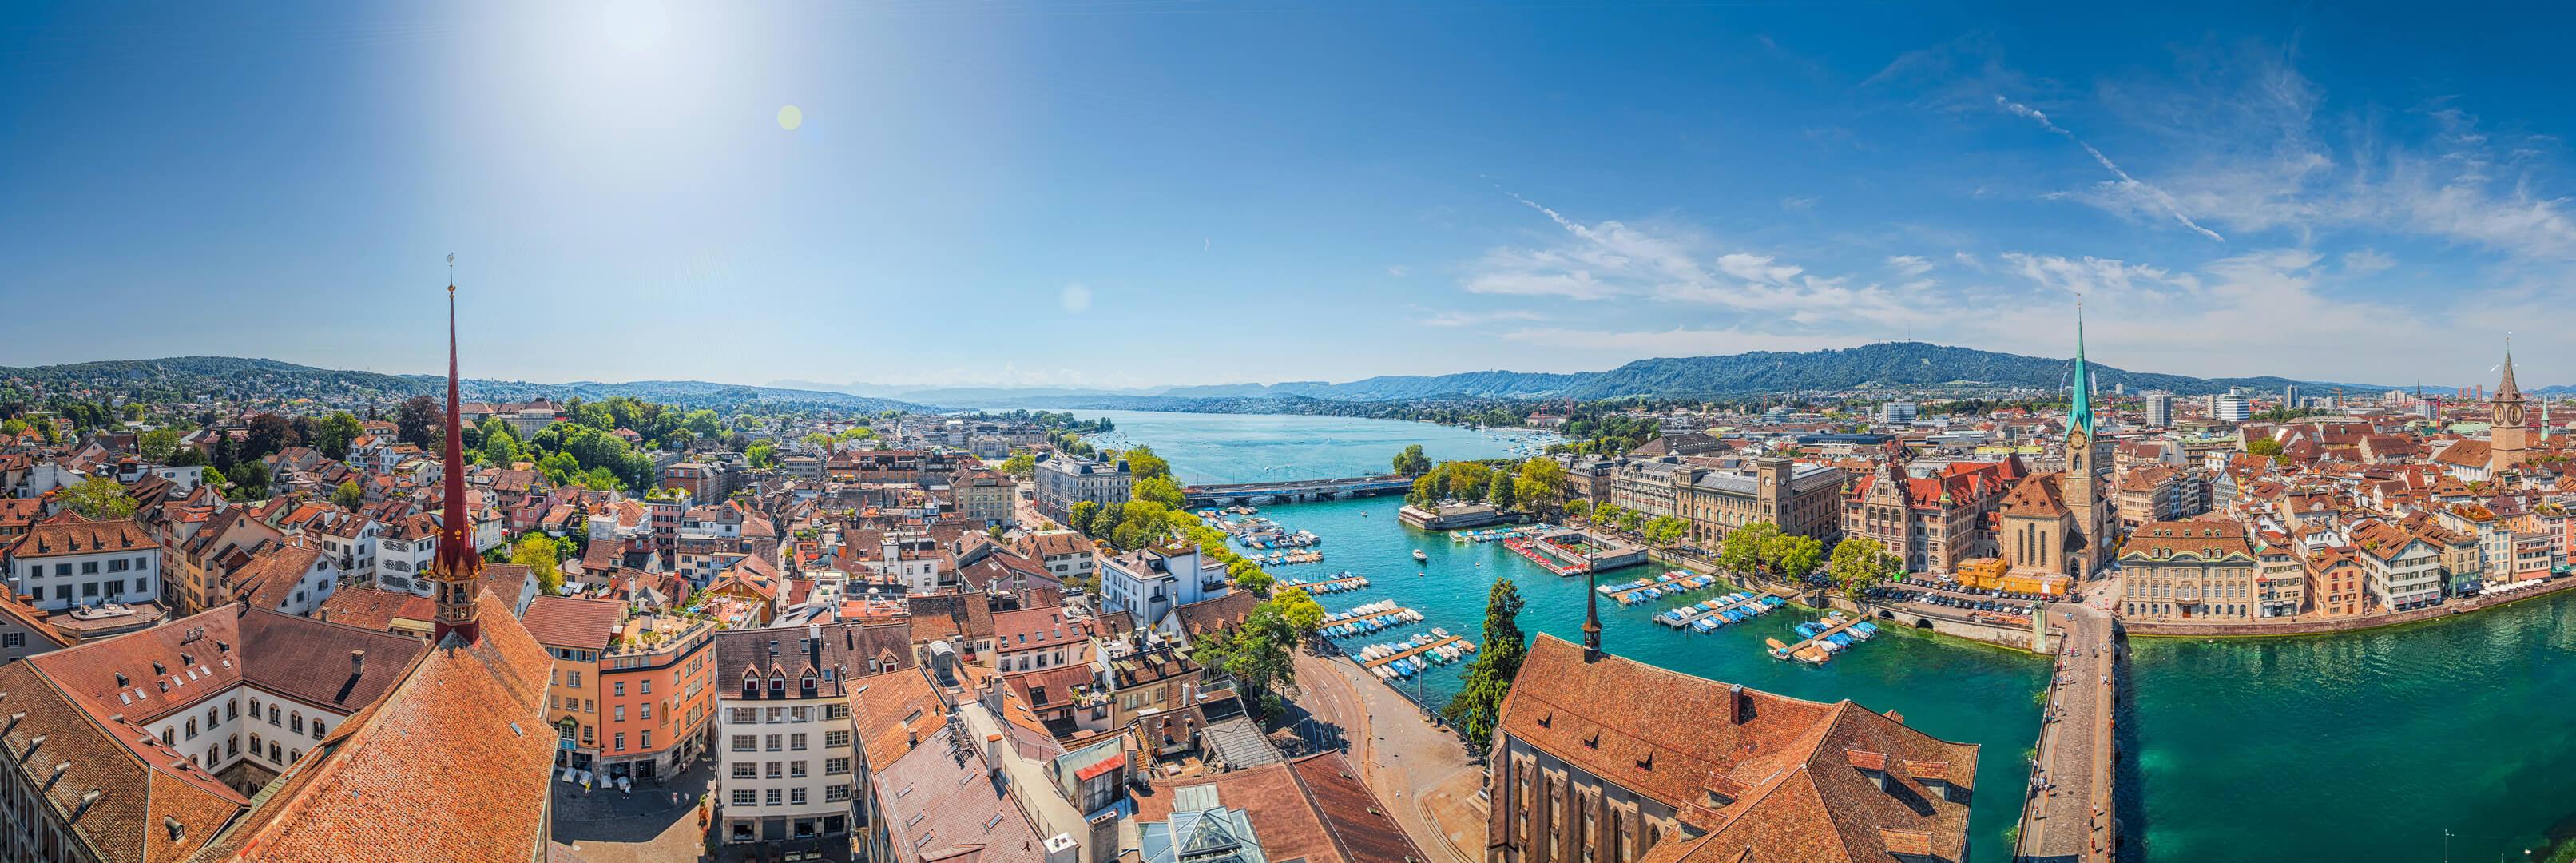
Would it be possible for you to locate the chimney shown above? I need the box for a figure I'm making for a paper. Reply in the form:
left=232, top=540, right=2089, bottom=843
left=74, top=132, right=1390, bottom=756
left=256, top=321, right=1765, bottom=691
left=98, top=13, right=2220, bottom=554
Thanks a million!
left=351, top=650, right=366, bottom=678
left=1727, top=683, right=1744, bottom=725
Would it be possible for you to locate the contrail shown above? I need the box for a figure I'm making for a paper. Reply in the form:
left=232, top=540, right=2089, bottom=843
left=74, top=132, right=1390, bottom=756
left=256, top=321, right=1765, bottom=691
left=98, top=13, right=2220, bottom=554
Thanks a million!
left=1997, top=96, right=2224, bottom=242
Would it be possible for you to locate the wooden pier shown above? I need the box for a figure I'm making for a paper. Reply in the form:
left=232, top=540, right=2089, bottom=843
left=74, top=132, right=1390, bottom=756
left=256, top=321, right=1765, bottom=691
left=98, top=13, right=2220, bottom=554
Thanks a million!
left=1655, top=591, right=1769, bottom=627
left=1606, top=572, right=1712, bottom=604
left=1360, top=635, right=1469, bottom=670
left=1767, top=615, right=1867, bottom=662
left=1278, top=575, right=1370, bottom=595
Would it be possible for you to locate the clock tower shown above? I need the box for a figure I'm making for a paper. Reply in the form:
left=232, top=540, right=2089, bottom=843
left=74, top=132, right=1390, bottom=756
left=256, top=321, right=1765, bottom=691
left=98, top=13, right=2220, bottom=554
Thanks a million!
left=2491, top=345, right=2529, bottom=474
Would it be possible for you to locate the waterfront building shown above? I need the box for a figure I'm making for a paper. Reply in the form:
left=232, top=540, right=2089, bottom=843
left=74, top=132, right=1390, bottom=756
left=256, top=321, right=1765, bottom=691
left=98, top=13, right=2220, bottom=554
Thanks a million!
left=1675, top=456, right=1847, bottom=551
left=2304, top=550, right=2368, bottom=618
left=1840, top=454, right=2023, bottom=575
left=1483, top=634, right=1976, bottom=863
left=2255, top=539, right=2307, bottom=617
left=1034, top=455, right=1133, bottom=525
left=2350, top=519, right=2445, bottom=611
left=1607, top=457, right=1686, bottom=517
left=2118, top=520, right=2260, bottom=620
left=1998, top=312, right=2117, bottom=579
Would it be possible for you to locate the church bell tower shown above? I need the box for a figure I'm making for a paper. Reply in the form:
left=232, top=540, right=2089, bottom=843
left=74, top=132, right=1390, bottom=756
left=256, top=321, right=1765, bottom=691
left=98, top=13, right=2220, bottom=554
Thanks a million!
left=429, top=260, right=484, bottom=645
left=2492, top=343, right=2530, bottom=474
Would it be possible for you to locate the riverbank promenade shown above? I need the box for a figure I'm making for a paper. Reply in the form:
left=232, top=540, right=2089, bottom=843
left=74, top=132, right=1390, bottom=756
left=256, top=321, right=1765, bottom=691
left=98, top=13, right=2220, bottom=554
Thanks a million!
left=2017, top=602, right=2120, bottom=863
left=1291, top=649, right=1482, bottom=863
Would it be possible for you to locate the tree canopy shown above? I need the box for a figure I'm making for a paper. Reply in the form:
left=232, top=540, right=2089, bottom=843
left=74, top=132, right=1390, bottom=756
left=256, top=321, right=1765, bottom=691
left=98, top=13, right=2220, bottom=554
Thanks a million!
left=1442, top=578, right=1528, bottom=750
left=60, top=476, right=138, bottom=520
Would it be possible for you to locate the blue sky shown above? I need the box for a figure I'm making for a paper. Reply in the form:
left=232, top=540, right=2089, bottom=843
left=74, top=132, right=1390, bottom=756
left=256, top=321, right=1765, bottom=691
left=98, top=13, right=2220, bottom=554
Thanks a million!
left=6, top=1, right=2574, bottom=392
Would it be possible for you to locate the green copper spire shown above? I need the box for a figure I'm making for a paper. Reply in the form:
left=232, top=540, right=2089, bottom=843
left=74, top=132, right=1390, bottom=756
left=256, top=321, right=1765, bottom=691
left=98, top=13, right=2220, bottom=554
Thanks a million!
left=2070, top=303, right=2094, bottom=438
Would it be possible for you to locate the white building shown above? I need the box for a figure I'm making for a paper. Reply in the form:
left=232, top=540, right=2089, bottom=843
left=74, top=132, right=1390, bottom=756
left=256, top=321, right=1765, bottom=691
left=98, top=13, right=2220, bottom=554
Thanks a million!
left=3, top=520, right=162, bottom=611
left=1033, top=455, right=1132, bottom=525
left=1880, top=400, right=1918, bottom=425
left=1098, top=539, right=1228, bottom=623
left=2216, top=390, right=2253, bottom=423
left=2144, top=393, right=2173, bottom=428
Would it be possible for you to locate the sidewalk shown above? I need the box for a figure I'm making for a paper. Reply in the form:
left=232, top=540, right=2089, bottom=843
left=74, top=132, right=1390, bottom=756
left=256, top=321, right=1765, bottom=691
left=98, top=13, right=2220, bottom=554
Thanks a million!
left=552, top=760, right=724, bottom=863
left=1292, top=650, right=1481, bottom=863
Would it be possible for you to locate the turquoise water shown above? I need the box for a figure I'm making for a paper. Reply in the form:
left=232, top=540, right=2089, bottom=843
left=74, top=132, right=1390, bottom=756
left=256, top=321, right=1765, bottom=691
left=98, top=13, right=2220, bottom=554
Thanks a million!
left=1101, top=409, right=2576, bottom=862
left=1246, top=495, right=2046, bottom=862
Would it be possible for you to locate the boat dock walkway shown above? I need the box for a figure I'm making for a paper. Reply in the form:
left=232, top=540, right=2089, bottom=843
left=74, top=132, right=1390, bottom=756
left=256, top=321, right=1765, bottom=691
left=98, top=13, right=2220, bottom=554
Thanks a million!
left=1767, top=615, right=1867, bottom=662
left=1605, top=571, right=1718, bottom=604
left=1655, top=591, right=1770, bottom=627
left=1503, top=538, right=1589, bottom=576
left=1278, top=574, right=1371, bottom=595
left=1360, top=635, right=1470, bottom=670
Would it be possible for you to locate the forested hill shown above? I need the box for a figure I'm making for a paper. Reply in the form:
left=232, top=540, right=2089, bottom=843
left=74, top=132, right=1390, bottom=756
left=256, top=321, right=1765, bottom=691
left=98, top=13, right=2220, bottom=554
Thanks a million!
left=991, top=342, right=2417, bottom=409
left=0, top=356, right=935, bottom=414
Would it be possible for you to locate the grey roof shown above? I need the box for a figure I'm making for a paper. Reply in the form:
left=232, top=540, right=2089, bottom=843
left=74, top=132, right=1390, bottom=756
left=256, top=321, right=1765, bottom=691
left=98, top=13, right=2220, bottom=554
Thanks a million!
left=1200, top=716, right=1284, bottom=770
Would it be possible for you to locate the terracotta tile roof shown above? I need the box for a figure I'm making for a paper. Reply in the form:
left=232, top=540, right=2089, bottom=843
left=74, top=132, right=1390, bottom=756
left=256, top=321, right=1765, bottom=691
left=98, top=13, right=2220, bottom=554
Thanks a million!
left=209, top=591, right=557, bottom=863
left=0, top=661, right=249, bottom=863
left=519, top=596, right=625, bottom=650
left=9, top=518, right=155, bottom=558
left=849, top=665, right=951, bottom=768
left=1172, top=590, right=1259, bottom=639
left=316, top=587, right=436, bottom=634
left=1998, top=471, right=2070, bottom=518
left=1133, top=752, right=1425, bottom=863
left=1502, top=634, right=1975, bottom=863
left=228, top=545, right=332, bottom=612
left=868, top=710, right=1046, bottom=863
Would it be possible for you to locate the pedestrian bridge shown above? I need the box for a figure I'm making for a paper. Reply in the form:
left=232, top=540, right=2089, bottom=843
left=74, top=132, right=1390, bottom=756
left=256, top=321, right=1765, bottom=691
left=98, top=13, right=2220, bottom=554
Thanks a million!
left=1182, top=475, right=1415, bottom=507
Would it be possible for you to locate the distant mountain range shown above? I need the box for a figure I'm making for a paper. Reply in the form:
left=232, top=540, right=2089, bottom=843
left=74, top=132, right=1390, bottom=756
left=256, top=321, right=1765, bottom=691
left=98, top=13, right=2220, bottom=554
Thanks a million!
left=4, top=343, right=2507, bottom=417
left=780, top=342, right=2459, bottom=409
left=0, top=356, right=935, bottom=415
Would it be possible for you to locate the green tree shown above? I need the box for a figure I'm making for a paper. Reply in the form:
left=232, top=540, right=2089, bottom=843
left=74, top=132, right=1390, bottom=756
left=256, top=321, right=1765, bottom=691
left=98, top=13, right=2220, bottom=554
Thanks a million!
left=1488, top=470, right=1518, bottom=510
left=1121, top=445, right=1172, bottom=482
left=1391, top=444, right=1433, bottom=476
left=1643, top=515, right=1688, bottom=547
left=1720, top=523, right=1780, bottom=575
left=1193, top=603, right=1300, bottom=718
left=1766, top=533, right=1825, bottom=580
left=998, top=451, right=1037, bottom=476
left=1564, top=499, right=1592, bottom=520
left=332, top=480, right=364, bottom=511
left=746, top=441, right=776, bottom=468
left=1274, top=587, right=1324, bottom=638
left=1230, top=560, right=1274, bottom=595
left=138, top=428, right=181, bottom=462
left=1826, top=538, right=1896, bottom=597
left=684, top=409, right=723, bottom=440
left=2245, top=436, right=2284, bottom=458
left=395, top=396, right=441, bottom=448
left=316, top=412, right=365, bottom=460
left=200, top=466, right=228, bottom=491
left=512, top=534, right=568, bottom=595
left=802, top=432, right=836, bottom=451
left=1070, top=500, right=1104, bottom=537
left=1134, top=475, right=1186, bottom=509
left=1407, top=473, right=1443, bottom=507
left=232, top=462, right=273, bottom=499
left=59, top=476, right=138, bottom=520
left=1514, top=457, right=1567, bottom=515
left=169, top=445, right=208, bottom=467
left=1440, top=578, right=1528, bottom=750
left=0, top=418, right=24, bottom=436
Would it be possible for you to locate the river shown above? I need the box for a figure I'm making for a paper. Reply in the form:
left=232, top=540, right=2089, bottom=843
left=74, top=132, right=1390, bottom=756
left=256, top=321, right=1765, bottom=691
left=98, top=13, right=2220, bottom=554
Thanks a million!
left=1076, top=408, right=2576, bottom=863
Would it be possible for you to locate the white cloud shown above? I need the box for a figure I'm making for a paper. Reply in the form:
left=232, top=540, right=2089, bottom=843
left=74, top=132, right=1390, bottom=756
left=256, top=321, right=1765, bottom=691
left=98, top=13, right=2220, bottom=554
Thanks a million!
left=1387, top=265, right=1410, bottom=276
left=1887, top=255, right=1935, bottom=276
left=2340, top=249, right=2395, bottom=276
left=1060, top=282, right=1091, bottom=312
left=1421, top=309, right=1543, bottom=328
left=1781, top=196, right=1820, bottom=212
left=1995, top=96, right=2227, bottom=242
left=1499, top=326, right=1849, bottom=355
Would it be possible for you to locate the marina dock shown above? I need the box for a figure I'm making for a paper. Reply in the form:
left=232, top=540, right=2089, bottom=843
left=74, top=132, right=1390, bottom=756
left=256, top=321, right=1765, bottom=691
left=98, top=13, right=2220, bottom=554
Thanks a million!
left=1318, top=601, right=1425, bottom=639
left=1276, top=573, right=1371, bottom=595
left=1765, top=614, right=1877, bottom=663
left=1503, top=538, right=1590, bottom=576
left=1602, top=571, right=1720, bottom=605
left=1656, top=591, right=1778, bottom=628
left=1360, top=634, right=1471, bottom=670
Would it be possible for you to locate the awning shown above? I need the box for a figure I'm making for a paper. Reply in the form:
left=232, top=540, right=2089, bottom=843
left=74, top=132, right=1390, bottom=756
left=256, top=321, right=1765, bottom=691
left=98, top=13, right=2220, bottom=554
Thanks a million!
left=1074, top=752, right=1128, bottom=781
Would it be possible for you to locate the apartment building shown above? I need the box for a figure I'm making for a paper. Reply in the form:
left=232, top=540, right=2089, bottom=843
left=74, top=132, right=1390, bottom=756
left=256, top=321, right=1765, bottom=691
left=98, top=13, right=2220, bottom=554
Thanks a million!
left=714, top=620, right=915, bottom=849
left=2117, top=521, right=2260, bottom=621
left=526, top=595, right=624, bottom=773
left=2, top=519, right=161, bottom=612
left=597, top=614, right=720, bottom=780
left=1033, top=455, right=1132, bottom=525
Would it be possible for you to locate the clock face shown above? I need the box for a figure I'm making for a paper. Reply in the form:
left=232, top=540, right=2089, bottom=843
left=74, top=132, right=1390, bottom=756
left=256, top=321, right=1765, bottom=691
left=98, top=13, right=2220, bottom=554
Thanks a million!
left=2502, top=404, right=2525, bottom=426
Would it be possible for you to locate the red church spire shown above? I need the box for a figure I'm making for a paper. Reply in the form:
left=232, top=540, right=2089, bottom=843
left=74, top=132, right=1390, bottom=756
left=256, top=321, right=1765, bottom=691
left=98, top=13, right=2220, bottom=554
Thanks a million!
left=431, top=257, right=484, bottom=645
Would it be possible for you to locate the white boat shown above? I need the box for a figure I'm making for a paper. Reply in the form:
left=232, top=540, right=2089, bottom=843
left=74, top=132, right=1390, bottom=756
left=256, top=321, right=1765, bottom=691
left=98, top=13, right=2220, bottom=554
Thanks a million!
left=1413, top=549, right=1428, bottom=563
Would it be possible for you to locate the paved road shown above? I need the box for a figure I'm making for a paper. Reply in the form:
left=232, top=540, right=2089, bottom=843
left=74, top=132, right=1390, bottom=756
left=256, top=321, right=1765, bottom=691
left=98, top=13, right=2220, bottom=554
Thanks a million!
left=550, top=760, right=732, bottom=863
left=1292, top=650, right=1480, bottom=863
left=2016, top=603, right=2119, bottom=863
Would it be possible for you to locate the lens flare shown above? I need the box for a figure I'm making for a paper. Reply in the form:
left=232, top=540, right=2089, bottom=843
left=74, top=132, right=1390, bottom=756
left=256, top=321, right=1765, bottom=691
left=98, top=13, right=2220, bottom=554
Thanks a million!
left=777, top=105, right=804, bottom=131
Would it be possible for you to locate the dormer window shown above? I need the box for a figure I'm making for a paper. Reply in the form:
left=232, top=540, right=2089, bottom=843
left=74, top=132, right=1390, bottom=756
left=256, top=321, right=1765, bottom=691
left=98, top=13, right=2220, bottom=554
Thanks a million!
left=801, top=674, right=817, bottom=694
left=742, top=674, right=759, bottom=698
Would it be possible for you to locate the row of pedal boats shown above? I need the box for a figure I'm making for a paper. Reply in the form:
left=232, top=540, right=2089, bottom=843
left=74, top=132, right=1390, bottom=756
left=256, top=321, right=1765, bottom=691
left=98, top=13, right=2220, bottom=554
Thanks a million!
left=1667, top=594, right=1788, bottom=631
left=1600, top=571, right=1721, bottom=605
left=1317, top=600, right=1424, bottom=638
left=1356, top=630, right=1480, bottom=680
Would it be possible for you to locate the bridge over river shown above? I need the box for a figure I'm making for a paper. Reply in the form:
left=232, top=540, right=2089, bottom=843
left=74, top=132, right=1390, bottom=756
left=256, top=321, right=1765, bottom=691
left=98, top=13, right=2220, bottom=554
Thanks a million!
left=1182, top=475, right=1415, bottom=507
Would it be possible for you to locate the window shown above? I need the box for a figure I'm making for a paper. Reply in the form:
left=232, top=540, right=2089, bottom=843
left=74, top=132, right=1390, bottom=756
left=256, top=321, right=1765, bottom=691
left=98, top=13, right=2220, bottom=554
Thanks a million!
left=766, top=734, right=782, bottom=751
left=614, top=733, right=625, bottom=751
left=641, top=703, right=652, bottom=720
left=731, top=707, right=758, bottom=724
left=186, top=718, right=199, bottom=738
left=824, top=730, right=851, bottom=748
left=585, top=699, right=595, bottom=714
left=269, top=742, right=282, bottom=762
left=767, top=762, right=784, bottom=778
left=613, top=682, right=625, bottom=697
left=227, top=734, right=238, bottom=755
left=733, top=762, right=757, bottom=779
left=791, top=787, right=808, bottom=805
left=825, top=757, right=851, bottom=775
left=732, top=789, right=756, bottom=806
left=824, top=704, right=850, bottom=720
left=732, top=735, right=756, bottom=752
left=825, top=785, right=852, bottom=802
left=791, top=761, right=808, bottom=778
left=567, top=670, right=581, bottom=688
left=614, top=705, right=625, bottom=722
left=791, top=734, right=808, bottom=750
left=312, top=721, right=326, bottom=739
left=583, top=726, right=594, bottom=744
left=83, top=561, right=99, bottom=575
left=270, top=706, right=281, bottom=725
left=291, top=713, right=304, bottom=733
left=252, top=733, right=263, bottom=754
left=228, top=699, right=238, bottom=719
left=641, top=730, right=652, bottom=749
left=764, top=789, right=783, bottom=806
left=290, top=749, right=301, bottom=762
left=2, top=633, right=19, bottom=649
left=641, top=679, right=652, bottom=694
